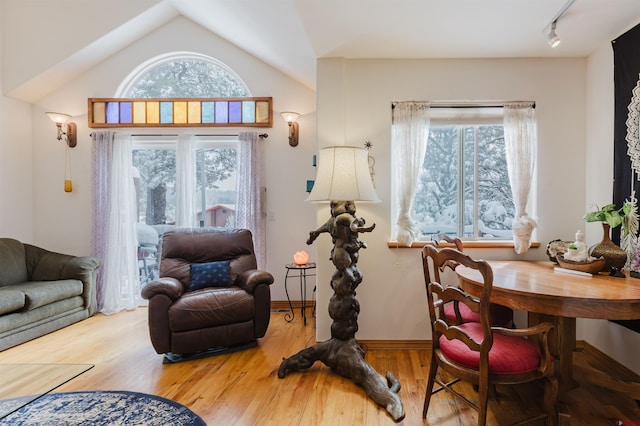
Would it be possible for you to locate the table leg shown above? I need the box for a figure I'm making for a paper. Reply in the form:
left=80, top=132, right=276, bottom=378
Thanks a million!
left=528, top=313, right=577, bottom=395
left=556, top=316, right=577, bottom=393
left=284, top=268, right=294, bottom=322
left=300, top=269, right=307, bottom=325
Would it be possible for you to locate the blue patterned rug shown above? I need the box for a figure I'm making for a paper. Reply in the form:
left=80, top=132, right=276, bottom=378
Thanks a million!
left=0, top=390, right=206, bottom=425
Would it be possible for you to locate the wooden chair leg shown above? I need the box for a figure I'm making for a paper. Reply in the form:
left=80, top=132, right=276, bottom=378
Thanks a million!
left=423, top=357, right=439, bottom=418
left=477, top=375, right=490, bottom=426
left=543, top=376, right=559, bottom=426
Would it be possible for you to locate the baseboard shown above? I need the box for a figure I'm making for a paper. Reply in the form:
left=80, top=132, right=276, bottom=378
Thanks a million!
left=358, top=340, right=432, bottom=351
left=271, top=300, right=314, bottom=311
left=577, top=340, right=640, bottom=381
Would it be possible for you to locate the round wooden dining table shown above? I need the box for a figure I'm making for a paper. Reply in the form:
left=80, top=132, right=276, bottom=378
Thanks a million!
left=456, top=260, right=640, bottom=395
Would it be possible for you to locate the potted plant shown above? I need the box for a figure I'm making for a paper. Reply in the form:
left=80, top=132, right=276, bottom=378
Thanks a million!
left=583, top=202, right=634, bottom=271
left=583, top=202, right=633, bottom=233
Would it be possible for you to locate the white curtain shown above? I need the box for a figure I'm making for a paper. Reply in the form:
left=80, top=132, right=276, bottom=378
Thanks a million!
left=92, top=131, right=140, bottom=314
left=503, top=103, right=538, bottom=254
left=237, top=132, right=267, bottom=269
left=175, top=134, right=196, bottom=227
left=392, top=101, right=431, bottom=246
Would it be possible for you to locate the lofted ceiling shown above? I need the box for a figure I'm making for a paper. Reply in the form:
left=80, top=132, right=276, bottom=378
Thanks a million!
left=3, top=0, right=640, bottom=102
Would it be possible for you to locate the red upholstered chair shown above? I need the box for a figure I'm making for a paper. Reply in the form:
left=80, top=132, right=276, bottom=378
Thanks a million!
left=432, top=234, right=514, bottom=328
left=421, top=245, right=558, bottom=426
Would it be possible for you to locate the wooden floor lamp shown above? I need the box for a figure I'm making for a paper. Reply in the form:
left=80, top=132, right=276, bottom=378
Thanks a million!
left=277, top=146, right=405, bottom=422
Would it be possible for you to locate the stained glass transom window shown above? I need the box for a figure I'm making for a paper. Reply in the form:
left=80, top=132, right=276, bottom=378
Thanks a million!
left=88, top=53, right=272, bottom=128
left=87, top=97, right=272, bottom=128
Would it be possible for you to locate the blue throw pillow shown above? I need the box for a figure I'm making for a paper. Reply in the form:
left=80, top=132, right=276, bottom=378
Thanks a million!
left=189, top=260, right=233, bottom=291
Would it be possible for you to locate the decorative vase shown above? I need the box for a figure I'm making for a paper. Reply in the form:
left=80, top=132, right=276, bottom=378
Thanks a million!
left=588, top=223, right=627, bottom=272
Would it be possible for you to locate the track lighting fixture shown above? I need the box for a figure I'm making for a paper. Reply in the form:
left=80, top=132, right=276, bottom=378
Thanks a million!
left=548, top=21, right=561, bottom=48
left=544, top=0, right=575, bottom=49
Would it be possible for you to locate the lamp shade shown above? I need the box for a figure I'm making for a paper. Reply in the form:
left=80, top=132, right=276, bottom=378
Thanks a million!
left=281, top=111, right=300, bottom=123
left=45, top=112, right=71, bottom=124
left=306, top=146, right=380, bottom=203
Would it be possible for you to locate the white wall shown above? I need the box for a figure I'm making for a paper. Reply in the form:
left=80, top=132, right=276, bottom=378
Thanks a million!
left=583, top=37, right=640, bottom=375
left=29, top=16, right=318, bottom=302
left=8, top=4, right=639, bottom=374
left=0, top=2, right=34, bottom=242
left=315, top=57, right=588, bottom=341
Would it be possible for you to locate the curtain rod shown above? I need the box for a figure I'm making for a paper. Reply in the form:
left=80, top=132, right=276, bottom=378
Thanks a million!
left=392, top=102, right=535, bottom=109
left=93, top=132, right=269, bottom=138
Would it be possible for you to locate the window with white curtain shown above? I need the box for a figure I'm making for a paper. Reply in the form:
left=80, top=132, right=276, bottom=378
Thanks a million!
left=123, top=53, right=251, bottom=287
left=95, top=53, right=268, bottom=313
left=132, top=136, right=238, bottom=228
left=410, top=106, right=527, bottom=241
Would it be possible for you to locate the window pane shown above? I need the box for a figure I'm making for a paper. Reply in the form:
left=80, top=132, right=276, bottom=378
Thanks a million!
left=412, top=124, right=514, bottom=240
left=477, top=126, right=514, bottom=238
left=195, top=147, right=238, bottom=227
left=128, top=59, right=249, bottom=98
left=414, top=126, right=459, bottom=239
left=132, top=149, right=176, bottom=225
left=462, top=126, right=476, bottom=237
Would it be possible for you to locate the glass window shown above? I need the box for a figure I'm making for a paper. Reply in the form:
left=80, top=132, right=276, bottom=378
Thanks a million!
left=133, top=144, right=177, bottom=225
left=126, top=57, right=249, bottom=98
left=194, top=141, right=238, bottom=228
left=122, top=53, right=250, bottom=286
left=132, top=139, right=238, bottom=228
left=412, top=109, right=517, bottom=241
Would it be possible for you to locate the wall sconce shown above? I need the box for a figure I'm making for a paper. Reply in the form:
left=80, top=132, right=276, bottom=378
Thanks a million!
left=45, top=112, right=77, bottom=148
left=280, top=111, right=300, bottom=147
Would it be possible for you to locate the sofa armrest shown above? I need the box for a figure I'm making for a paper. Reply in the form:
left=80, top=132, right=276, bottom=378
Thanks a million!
left=236, top=269, right=274, bottom=294
left=141, top=277, right=185, bottom=301
left=25, top=244, right=102, bottom=315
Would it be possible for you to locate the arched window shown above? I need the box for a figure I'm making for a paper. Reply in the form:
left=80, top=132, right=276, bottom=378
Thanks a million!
left=120, top=53, right=251, bottom=284
left=119, top=52, right=250, bottom=97
left=122, top=53, right=247, bottom=229
left=95, top=53, right=265, bottom=310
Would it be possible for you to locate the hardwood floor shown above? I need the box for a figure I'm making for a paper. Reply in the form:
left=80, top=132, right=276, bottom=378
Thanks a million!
left=0, top=308, right=639, bottom=425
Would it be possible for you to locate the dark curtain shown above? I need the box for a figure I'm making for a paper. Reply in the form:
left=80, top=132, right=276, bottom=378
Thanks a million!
left=612, top=23, right=640, bottom=332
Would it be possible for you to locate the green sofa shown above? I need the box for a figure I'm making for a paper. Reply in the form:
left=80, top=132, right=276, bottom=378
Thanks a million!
left=0, top=238, right=102, bottom=351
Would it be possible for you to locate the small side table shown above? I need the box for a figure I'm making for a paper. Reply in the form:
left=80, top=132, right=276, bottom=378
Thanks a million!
left=284, top=262, right=316, bottom=325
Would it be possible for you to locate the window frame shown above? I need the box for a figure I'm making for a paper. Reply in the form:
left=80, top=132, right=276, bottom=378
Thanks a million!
left=132, top=135, right=240, bottom=227
left=390, top=104, right=537, bottom=246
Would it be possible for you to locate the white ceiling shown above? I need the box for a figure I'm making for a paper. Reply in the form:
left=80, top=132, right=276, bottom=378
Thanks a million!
left=3, top=0, right=640, bottom=101
left=172, top=0, right=640, bottom=89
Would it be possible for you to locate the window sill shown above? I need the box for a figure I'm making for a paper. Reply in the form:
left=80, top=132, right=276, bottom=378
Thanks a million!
left=386, top=240, right=541, bottom=249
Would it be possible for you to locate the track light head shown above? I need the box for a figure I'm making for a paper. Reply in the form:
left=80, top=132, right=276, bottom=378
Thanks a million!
left=548, top=21, right=561, bottom=48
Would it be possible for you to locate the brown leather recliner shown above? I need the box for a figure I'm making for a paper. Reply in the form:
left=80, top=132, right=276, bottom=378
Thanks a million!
left=141, top=228, right=274, bottom=362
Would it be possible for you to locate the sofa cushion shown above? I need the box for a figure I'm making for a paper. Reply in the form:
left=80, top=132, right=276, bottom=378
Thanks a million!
left=0, top=239, right=28, bottom=287
left=0, top=288, right=26, bottom=315
left=189, top=260, right=233, bottom=291
left=0, top=297, right=84, bottom=335
left=169, top=287, right=254, bottom=332
left=14, top=280, right=84, bottom=311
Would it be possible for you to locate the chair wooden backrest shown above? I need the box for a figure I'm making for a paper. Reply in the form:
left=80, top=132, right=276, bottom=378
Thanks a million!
left=432, top=233, right=464, bottom=251
left=429, top=234, right=515, bottom=328
left=421, top=245, right=558, bottom=426
left=422, top=245, right=494, bottom=356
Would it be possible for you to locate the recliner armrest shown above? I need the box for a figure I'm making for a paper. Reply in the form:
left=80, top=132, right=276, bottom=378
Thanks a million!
left=236, top=269, right=274, bottom=293
left=141, top=277, right=185, bottom=301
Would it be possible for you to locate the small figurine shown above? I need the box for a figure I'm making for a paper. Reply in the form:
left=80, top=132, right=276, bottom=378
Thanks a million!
left=564, top=230, right=589, bottom=262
